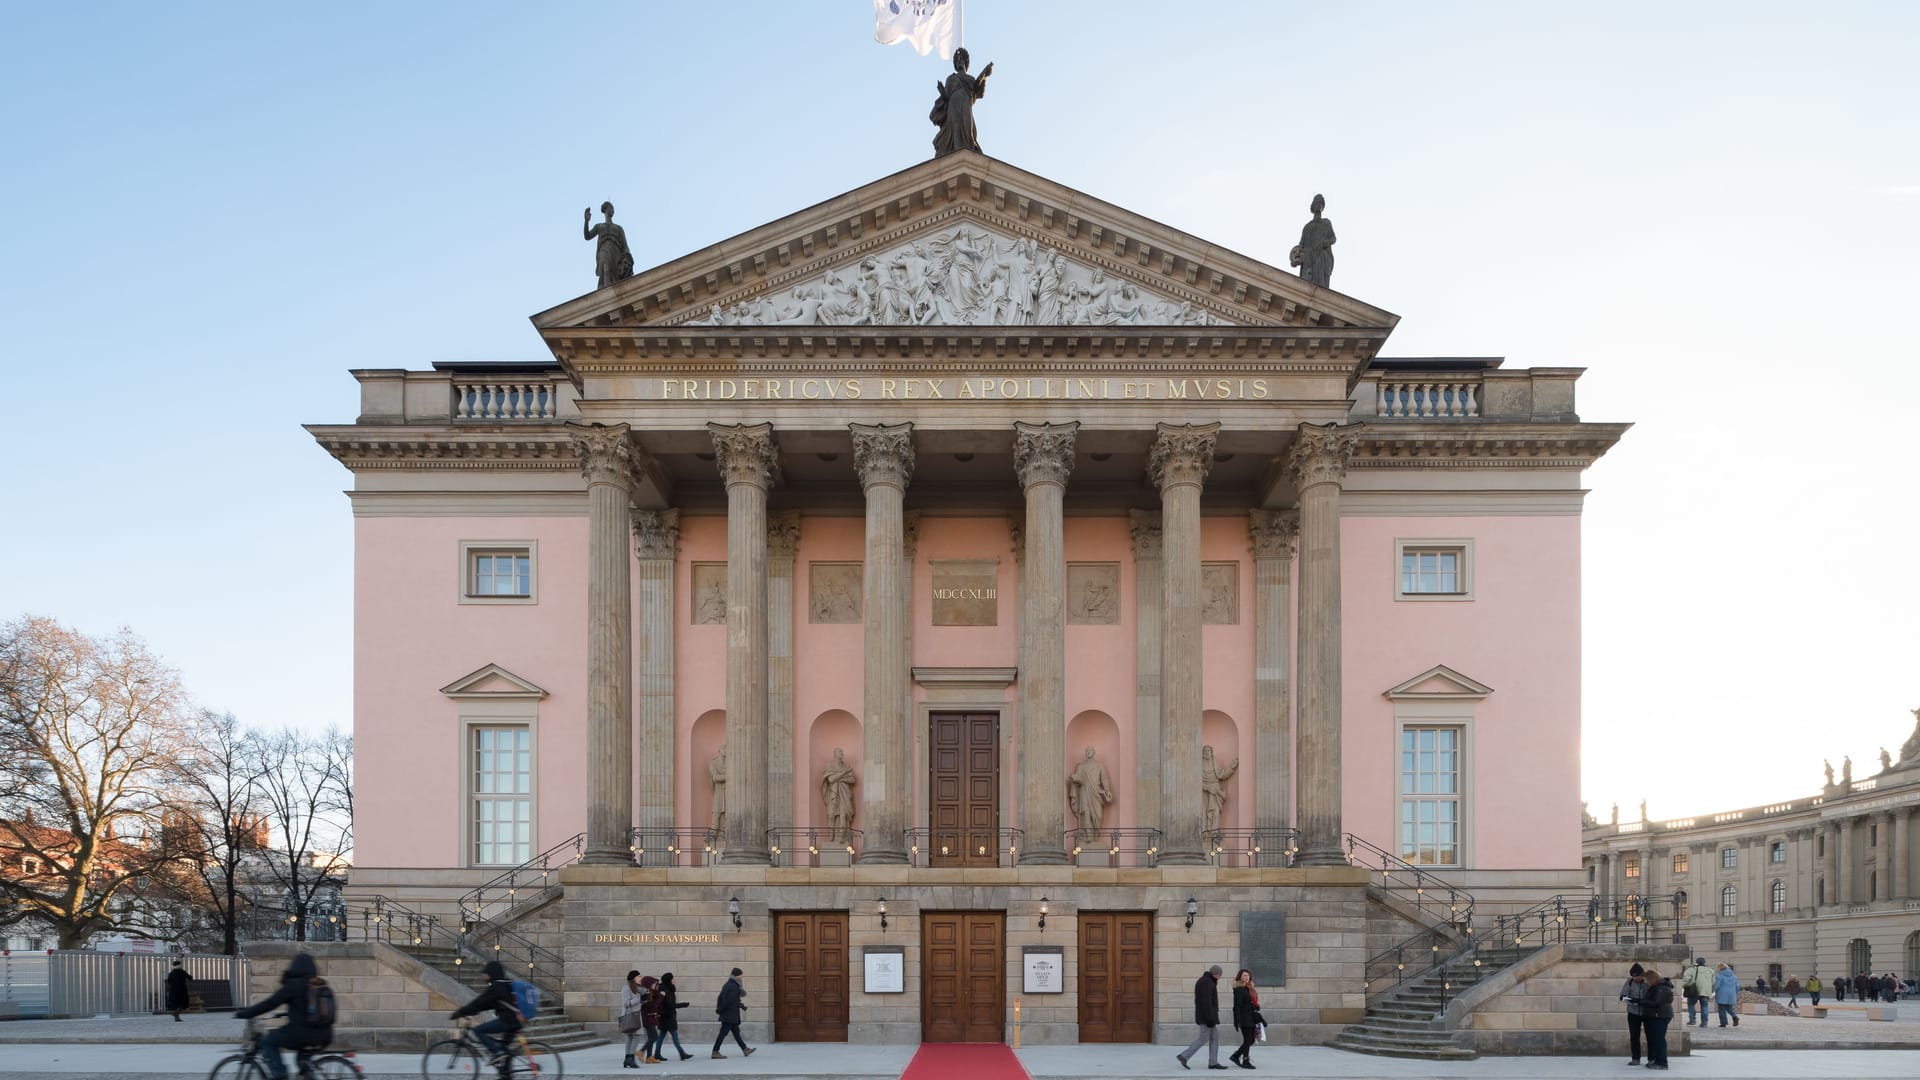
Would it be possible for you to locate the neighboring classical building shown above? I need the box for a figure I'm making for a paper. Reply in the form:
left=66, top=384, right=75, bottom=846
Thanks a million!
left=310, top=152, right=1627, bottom=1044
left=1583, top=713, right=1920, bottom=987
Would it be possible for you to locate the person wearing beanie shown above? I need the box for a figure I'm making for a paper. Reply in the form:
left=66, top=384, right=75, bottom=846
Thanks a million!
left=650, top=972, right=693, bottom=1062
left=712, top=967, right=754, bottom=1059
left=1641, top=967, right=1676, bottom=1069
left=1618, top=963, right=1649, bottom=1065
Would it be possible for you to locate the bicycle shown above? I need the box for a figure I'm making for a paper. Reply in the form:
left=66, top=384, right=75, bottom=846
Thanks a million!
left=421, top=1018, right=563, bottom=1080
left=209, top=1015, right=364, bottom=1080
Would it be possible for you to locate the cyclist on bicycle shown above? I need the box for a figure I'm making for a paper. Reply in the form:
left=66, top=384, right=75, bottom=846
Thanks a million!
left=450, top=960, right=522, bottom=1072
left=234, top=952, right=334, bottom=1080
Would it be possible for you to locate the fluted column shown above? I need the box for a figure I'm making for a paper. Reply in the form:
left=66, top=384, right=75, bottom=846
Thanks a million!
left=1290, top=423, right=1361, bottom=866
left=571, top=424, right=640, bottom=865
left=1014, top=421, right=1077, bottom=865
left=853, top=423, right=914, bottom=864
left=1820, top=823, right=1837, bottom=907
left=1894, top=807, right=1911, bottom=900
left=767, top=512, right=800, bottom=839
left=1250, top=509, right=1299, bottom=865
left=1878, top=810, right=1897, bottom=901
left=710, top=422, right=779, bottom=864
left=633, top=509, right=679, bottom=864
left=1128, top=510, right=1163, bottom=839
left=1835, top=817, right=1854, bottom=904
left=1152, top=422, right=1219, bottom=866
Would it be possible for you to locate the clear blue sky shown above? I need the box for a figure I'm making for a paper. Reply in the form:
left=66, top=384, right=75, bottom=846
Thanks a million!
left=4, top=3, right=1916, bottom=819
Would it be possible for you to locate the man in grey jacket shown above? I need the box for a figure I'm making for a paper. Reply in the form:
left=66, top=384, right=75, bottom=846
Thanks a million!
left=1177, top=965, right=1226, bottom=1070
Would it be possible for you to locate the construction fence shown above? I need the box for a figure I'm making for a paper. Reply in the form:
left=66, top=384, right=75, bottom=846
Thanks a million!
left=0, top=950, right=252, bottom=1019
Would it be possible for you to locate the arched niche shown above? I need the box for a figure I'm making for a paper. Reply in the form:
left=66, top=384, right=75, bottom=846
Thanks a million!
left=1065, top=709, right=1126, bottom=835
left=806, top=709, right=863, bottom=836
left=1201, top=709, right=1247, bottom=831
left=689, top=709, right=727, bottom=843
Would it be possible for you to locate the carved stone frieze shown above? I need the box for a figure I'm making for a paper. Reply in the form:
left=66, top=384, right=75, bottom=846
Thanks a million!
left=808, top=563, right=863, bottom=624
left=570, top=423, right=639, bottom=490
left=692, top=563, right=728, bottom=625
left=850, top=422, right=916, bottom=490
left=1202, top=563, right=1239, bottom=625
left=633, top=508, right=681, bottom=560
left=767, top=510, right=801, bottom=558
left=1013, top=421, right=1078, bottom=489
left=707, top=422, right=779, bottom=489
left=1128, top=509, right=1162, bottom=559
left=1147, top=422, right=1220, bottom=490
left=1247, top=508, right=1300, bottom=559
left=1067, top=564, right=1120, bottom=625
left=1288, top=422, right=1362, bottom=488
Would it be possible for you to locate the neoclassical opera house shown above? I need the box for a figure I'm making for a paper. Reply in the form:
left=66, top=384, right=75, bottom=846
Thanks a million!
left=311, top=151, right=1628, bottom=1047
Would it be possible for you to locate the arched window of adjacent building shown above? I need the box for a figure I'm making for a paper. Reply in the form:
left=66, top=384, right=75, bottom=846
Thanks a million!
left=1906, top=931, right=1920, bottom=982
left=1849, top=937, right=1872, bottom=975
left=1770, top=880, right=1786, bottom=913
left=1720, top=885, right=1737, bottom=917
left=1674, top=889, right=1689, bottom=918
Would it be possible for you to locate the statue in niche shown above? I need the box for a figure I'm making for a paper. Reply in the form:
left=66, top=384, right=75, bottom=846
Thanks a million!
left=930, top=47, right=993, bottom=157
left=1880, top=747, right=1893, bottom=772
left=695, top=577, right=727, bottom=625
left=1067, top=747, right=1115, bottom=836
left=1289, top=193, right=1336, bottom=289
left=1823, top=759, right=1836, bottom=788
left=707, top=744, right=728, bottom=838
left=1201, top=744, right=1240, bottom=835
left=583, top=202, right=634, bottom=289
left=1842, top=756, right=1853, bottom=785
left=820, top=748, right=857, bottom=842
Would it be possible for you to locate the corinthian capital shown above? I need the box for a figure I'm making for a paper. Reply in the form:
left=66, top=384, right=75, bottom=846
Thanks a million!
left=707, top=422, right=779, bottom=489
left=850, top=422, right=915, bottom=490
left=570, top=423, right=639, bottom=490
left=767, top=510, right=801, bottom=558
left=1248, top=508, right=1300, bottom=559
left=1013, top=421, right=1078, bottom=489
left=1128, top=509, right=1162, bottom=559
left=633, top=509, right=681, bottom=560
left=1287, top=422, right=1361, bottom=489
left=1147, top=422, right=1220, bottom=491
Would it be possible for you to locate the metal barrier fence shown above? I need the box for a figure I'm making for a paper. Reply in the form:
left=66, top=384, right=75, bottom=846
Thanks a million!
left=0, top=951, right=252, bottom=1019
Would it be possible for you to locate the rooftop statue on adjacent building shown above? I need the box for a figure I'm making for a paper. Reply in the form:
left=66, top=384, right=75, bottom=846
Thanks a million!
left=1841, top=755, right=1853, bottom=786
left=1901, top=706, right=1920, bottom=766
left=930, top=47, right=993, bottom=157
left=1880, top=747, right=1893, bottom=773
left=1824, top=759, right=1836, bottom=788
left=1289, top=193, right=1336, bottom=288
left=583, top=201, right=634, bottom=289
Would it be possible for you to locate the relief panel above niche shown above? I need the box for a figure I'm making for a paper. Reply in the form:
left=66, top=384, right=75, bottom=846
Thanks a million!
left=1067, top=563, right=1119, bottom=625
left=683, top=224, right=1230, bottom=328
left=809, top=563, right=863, bottom=624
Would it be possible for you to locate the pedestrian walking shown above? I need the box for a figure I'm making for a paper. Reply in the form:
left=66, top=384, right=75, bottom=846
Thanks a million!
left=649, top=972, right=692, bottom=1061
left=1641, top=967, right=1675, bottom=1070
left=618, top=971, right=653, bottom=1068
left=1854, top=971, right=1869, bottom=1000
left=1806, top=974, right=1822, bottom=1006
left=1834, top=973, right=1846, bottom=1001
left=1619, top=963, right=1649, bottom=1065
left=1679, top=957, right=1713, bottom=1026
left=1228, top=969, right=1261, bottom=1069
left=711, top=967, right=754, bottom=1059
left=1176, top=964, right=1226, bottom=1070
left=164, top=959, right=191, bottom=1022
left=1712, top=963, right=1739, bottom=1027
left=1784, top=976, right=1800, bottom=1007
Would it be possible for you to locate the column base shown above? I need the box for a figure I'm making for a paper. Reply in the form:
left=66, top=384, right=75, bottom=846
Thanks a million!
left=1156, top=849, right=1209, bottom=867
left=578, top=848, right=636, bottom=867
left=1021, top=847, right=1069, bottom=866
left=718, top=848, right=772, bottom=866
left=1293, top=847, right=1349, bottom=867
left=856, top=849, right=909, bottom=866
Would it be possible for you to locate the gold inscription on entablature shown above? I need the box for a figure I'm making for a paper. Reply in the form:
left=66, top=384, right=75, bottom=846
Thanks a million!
left=591, top=932, right=725, bottom=944
left=931, top=560, right=999, bottom=626
left=655, top=377, right=1271, bottom=402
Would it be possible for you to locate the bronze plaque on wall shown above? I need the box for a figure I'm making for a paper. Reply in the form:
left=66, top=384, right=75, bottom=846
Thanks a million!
left=931, top=560, right=999, bottom=626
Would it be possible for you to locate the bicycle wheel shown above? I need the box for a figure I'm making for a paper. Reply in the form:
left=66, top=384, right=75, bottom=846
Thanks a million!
left=420, top=1039, right=482, bottom=1080
left=310, top=1054, right=364, bottom=1080
left=515, top=1040, right=563, bottom=1079
left=209, top=1054, right=269, bottom=1080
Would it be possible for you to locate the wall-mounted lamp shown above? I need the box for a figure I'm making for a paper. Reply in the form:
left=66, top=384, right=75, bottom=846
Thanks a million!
left=729, top=896, right=742, bottom=930
left=1038, top=896, right=1049, bottom=932
left=877, top=897, right=889, bottom=931
left=1185, top=896, right=1199, bottom=932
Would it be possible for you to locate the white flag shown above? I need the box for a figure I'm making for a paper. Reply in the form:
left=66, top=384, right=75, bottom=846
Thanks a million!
left=874, top=0, right=959, bottom=59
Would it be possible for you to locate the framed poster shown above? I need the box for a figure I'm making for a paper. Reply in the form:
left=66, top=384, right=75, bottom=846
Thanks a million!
left=864, top=946, right=905, bottom=993
left=1023, top=946, right=1064, bottom=994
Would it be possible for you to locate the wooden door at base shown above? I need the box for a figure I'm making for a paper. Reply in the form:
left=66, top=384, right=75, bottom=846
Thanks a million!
left=1078, top=912, right=1153, bottom=1042
left=922, top=911, right=1005, bottom=1042
left=772, top=912, right=848, bottom=1042
left=930, top=713, right=999, bottom=867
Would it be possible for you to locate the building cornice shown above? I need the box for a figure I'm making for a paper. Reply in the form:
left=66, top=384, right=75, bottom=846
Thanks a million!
left=308, top=425, right=577, bottom=471
left=1351, top=423, right=1630, bottom=469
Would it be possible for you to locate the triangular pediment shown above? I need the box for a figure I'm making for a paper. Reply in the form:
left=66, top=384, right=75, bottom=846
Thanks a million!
left=1383, top=665, right=1494, bottom=701
left=439, top=663, right=548, bottom=700
left=532, top=152, right=1397, bottom=335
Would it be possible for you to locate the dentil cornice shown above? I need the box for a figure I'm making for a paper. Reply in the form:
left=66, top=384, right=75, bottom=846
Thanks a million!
left=1148, top=422, right=1220, bottom=490
left=850, top=422, right=916, bottom=490
left=707, top=422, right=780, bottom=489
left=1013, top=421, right=1078, bottom=489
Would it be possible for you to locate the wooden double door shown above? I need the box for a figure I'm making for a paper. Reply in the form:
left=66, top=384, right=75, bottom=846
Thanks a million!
left=922, top=911, right=1005, bottom=1042
left=1078, top=912, right=1154, bottom=1042
left=929, top=712, right=999, bottom=867
left=771, top=912, right=848, bottom=1042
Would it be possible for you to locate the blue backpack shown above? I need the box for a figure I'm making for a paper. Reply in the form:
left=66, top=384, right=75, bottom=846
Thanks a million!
left=510, top=979, right=540, bottom=1020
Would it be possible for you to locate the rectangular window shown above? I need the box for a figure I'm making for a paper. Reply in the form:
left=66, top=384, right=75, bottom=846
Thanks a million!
left=1869, top=824, right=1878, bottom=847
left=1624, top=853, right=1641, bottom=879
left=471, top=726, right=532, bottom=865
left=1767, top=929, right=1783, bottom=950
left=1770, top=841, right=1786, bottom=863
left=460, top=541, right=538, bottom=604
left=1398, top=726, right=1461, bottom=866
left=1394, top=539, right=1474, bottom=601
left=1719, top=931, right=1734, bottom=952
left=1721, top=847, right=1737, bottom=869
left=1672, top=853, right=1689, bottom=875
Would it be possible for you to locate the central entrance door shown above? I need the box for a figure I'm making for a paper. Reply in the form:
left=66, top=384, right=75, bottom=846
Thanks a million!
left=930, top=712, right=999, bottom=866
left=1077, top=912, right=1154, bottom=1042
left=772, top=912, right=848, bottom=1042
left=922, top=911, right=1005, bottom=1042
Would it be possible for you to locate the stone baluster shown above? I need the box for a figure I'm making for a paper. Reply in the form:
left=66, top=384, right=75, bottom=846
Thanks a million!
left=1014, top=421, right=1077, bottom=865
left=1249, top=509, right=1298, bottom=865
left=767, top=512, right=800, bottom=839
left=1151, top=422, right=1219, bottom=866
left=1128, top=510, right=1163, bottom=840
left=1290, top=423, right=1361, bottom=866
left=709, top=422, right=779, bottom=864
left=852, top=422, right=915, bottom=864
left=633, top=509, right=679, bottom=863
left=571, top=424, right=640, bottom=865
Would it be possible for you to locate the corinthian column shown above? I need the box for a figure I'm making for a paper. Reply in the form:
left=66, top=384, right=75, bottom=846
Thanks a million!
left=1129, top=510, right=1163, bottom=838
left=709, top=422, right=779, bottom=864
left=1894, top=807, right=1911, bottom=900
left=852, top=423, right=914, bottom=864
left=633, top=509, right=679, bottom=864
left=767, top=512, right=800, bottom=839
left=1290, top=423, right=1361, bottom=866
left=1014, top=422, right=1077, bottom=865
left=571, top=424, right=640, bottom=865
left=1151, top=422, right=1219, bottom=866
left=1250, top=509, right=1299, bottom=865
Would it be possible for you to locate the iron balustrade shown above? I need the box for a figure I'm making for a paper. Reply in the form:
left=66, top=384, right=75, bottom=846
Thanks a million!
left=347, top=895, right=566, bottom=995
left=456, top=833, right=583, bottom=927
left=1362, top=923, right=1481, bottom=1007
left=765, top=827, right=863, bottom=867
left=1345, top=832, right=1477, bottom=929
left=1491, top=894, right=1574, bottom=950
left=1204, top=828, right=1299, bottom=868
left=626, top=827, right=726, bottom=868
left=1063, top=828, right=1163, bottom=868
left=904, top=827, right=1025, bottom=867
left=1585, top=891, right=1687, bottom=945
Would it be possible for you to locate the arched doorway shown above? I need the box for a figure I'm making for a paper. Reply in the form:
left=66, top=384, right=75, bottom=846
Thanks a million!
left=1848, top=937, right=1871, bottom=977
left=1906, top=931, right=1920, bottom=984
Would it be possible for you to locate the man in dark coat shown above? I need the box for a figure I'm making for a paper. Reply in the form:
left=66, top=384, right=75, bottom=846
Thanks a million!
left=451, top=960, right=522, bottom=1073
left=1176, top=964, right=1225, bottom=1070
left=711, top=967, right=754, bottom=1059
left=234, top=953, right=333, bottom=1080
left=164, top=959, right=192, bottom=1021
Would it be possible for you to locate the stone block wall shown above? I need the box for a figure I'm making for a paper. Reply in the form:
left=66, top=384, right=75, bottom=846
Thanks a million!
left=1459, top=942, right=1691, bottom=1056
left=245, top=941, right=469, bottom=1052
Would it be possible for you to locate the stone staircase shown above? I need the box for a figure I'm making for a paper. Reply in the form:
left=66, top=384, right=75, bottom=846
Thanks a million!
left=1333, top=947, right=1530, bottom=1060
left=405, top=945, right=607, bottom=1052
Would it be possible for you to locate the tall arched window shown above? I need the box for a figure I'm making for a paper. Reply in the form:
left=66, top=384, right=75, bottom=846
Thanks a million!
left=1721, top=885, right=1737, bottom=917
left=1770, top=880, right=1786, bottom=913
left=1674, top=889, right=1689, bottom=918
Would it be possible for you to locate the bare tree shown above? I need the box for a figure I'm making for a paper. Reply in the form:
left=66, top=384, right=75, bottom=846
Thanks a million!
left=164, top=710, right=267, bottom=954
left=246, top=727, right=351, bottom=942
left=0, top=616, right=192, bottom=948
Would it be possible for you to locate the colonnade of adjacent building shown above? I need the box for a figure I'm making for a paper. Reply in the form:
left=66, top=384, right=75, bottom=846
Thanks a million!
left=1592, top=806, right=1918, bottom=910
left=569, top=420, right=1362, bottom=868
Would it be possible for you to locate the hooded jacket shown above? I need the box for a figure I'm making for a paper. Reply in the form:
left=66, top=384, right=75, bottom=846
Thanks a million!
left=656, top=973, right=688, bottom=1031
left=235, top=953, right=332, bottom=1044
left=1712, top=966, right=1738, bottom=1005
left=452, top=960, right=523, bottom=1030
left=1644, top=978, right=1676, bottom=1021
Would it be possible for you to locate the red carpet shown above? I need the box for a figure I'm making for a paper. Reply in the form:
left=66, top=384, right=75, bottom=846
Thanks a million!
left=898, top=1043, right=1031, bottom=1080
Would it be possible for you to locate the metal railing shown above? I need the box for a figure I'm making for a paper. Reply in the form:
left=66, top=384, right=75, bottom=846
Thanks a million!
left=1585, top=891, right=1687, bottom=945
left=1345, top=833, right=1477, bottom=929
left=626, top=827, right=724, bottom=867
left=766, top=827, right=863, bottom=867
left=905, top=827, right=1025, bottom=867
left=1362, top=924, right=1481, bottom=1007
left=1064, top=828, right=1163, bottom=868
left=457, top=833, right=583, bottom=927
left=349, top=894, right=566, bottom=996
left=1204, top=828, right=1298, bottom=868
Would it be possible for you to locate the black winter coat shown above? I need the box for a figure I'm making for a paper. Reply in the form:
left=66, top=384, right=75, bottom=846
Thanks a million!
left=235, top=953, right=332, bottom=1045
left=656, top=980, right=688, bottom=1031
left=1192, top=972, right=1220, bottom=1027
left=452, top=963, right=523, bottom=1031
left=1231, top=983, right=1260, bottom=1029
left=715, top=977, right=746, bottom=1024
left=1644, top=979, right=1676, bottom=1021
left=165, top=968, right=192, bottom=1011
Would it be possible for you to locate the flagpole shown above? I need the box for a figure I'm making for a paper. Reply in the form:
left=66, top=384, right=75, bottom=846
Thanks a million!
left=957, top=0, right=964, bottom=49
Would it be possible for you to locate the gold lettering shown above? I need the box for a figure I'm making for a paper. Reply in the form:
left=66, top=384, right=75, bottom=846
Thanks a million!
left=1169, top=380, right=1189, bottom=399
left=1252, top=379, right=1269, bottom=399
left=743, top=380, right=758, bottom=399
left=924, top=378, right=944, bottom=399
left=845, top=380, right=862, bottom=399
left=718, top=380, right=737, bottom=400
left=881, top=378, right=898, bottom=398
left=1000, top=379, right=1018, bottom=398
left=801, top=379, right=821, bottom=399
left=1216, top=379, right=1232, bottom=398
left=959, top=379, right=977, bottom=398
left=1077, top=379, right=1095, bottom=398
left=764, top=380, right=781, bottom=400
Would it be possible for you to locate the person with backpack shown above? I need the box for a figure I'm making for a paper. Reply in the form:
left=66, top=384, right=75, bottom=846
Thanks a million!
left=451, top=960, right=524, bottom=1074
left=1678, top=957, right=1712, bottom=1026
left=234, top=953, right=335, bottom=1080
left=1618, top=963, right=1648, bottom=1066
left=649, top=972, right=693, bottom=1062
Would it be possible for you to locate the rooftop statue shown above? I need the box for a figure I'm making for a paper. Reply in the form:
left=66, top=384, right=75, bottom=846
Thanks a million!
left=1289, top=194, right=1336, bottom=289
left=583, top=201, right=634, bottom=289
left=930, top=47, right=993, bottom=157
left=1902, top=707, right=1920, bottom=765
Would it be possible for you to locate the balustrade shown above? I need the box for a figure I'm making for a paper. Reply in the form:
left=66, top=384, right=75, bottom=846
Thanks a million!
left=1376, top=379, right=1480, bottom=419
left=454, top=379, right=560, bottom=421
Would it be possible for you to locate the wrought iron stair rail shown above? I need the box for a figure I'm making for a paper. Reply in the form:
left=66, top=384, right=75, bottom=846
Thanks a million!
left=1584, top=891, right=1687, bottom=945
left=1344, top=832, right=1477, bottom=930
left=1361, top=922, right=1482, bottom=1006
left=455, top=833, right=583, bottom=927
left=1491, top=894, right=1574, bottom=950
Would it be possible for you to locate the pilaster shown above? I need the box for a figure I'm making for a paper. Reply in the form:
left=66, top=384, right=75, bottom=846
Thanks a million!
left=1249, top=508, right=1298, bottom=864
left=766, top=511, right=800, bottom=837
left=1128, top=510, right=1163, bottom=839
left=632, top=508, right=679, bottom=861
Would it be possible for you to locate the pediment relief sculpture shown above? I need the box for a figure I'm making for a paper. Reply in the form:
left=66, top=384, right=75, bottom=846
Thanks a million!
left=685, top=225, right=1231, bottom=328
